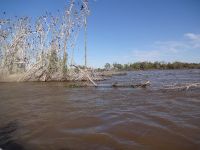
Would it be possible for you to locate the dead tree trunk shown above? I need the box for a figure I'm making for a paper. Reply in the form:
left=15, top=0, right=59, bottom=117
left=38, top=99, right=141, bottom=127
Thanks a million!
left=71, top=64, right=97, bottom=87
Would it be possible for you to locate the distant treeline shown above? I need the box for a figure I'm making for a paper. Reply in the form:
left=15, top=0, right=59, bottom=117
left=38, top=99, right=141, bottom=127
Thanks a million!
left=103, top=62, right=200, bottom=70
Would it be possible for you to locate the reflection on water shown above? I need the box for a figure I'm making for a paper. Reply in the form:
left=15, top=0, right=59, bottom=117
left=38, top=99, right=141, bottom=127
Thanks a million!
left=0, top=70, right=200, bottom=150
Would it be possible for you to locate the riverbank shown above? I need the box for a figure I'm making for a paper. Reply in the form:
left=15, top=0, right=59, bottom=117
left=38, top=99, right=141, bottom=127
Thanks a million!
left=0, top=69, right=127, bottom=83
left=108, top=61, right=200, bottom=70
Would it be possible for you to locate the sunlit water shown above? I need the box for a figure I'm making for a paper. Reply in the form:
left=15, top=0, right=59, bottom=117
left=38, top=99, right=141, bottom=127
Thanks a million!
left=0, top=70, right=200, bottom=150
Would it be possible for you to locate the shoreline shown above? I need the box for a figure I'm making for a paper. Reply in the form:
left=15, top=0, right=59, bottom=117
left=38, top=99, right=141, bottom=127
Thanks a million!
left=0, top=68, right=199, bottom=83
left=0, top=70, right=127, bottom=83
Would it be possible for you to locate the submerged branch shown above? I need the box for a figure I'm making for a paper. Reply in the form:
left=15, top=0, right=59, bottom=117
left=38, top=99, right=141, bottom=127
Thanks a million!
left=163, top=83, right=200, bottom=91
left=112, top=80, right=150, bottom=88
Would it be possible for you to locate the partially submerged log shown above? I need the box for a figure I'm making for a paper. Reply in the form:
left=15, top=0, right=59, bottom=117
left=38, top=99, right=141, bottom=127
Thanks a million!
left=99, top=71, right=127, bottom=77
left=163, top=83, right=200, bottom=91
left=64, top=80, right=151, bottom=89
left=112, top=81, right=150, bottom=88
left=64, top=82, right=89, bottom=88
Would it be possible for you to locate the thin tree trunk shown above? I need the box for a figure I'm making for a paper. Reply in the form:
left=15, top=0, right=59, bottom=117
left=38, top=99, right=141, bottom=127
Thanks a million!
left=84, top=17, right=87, bottom=68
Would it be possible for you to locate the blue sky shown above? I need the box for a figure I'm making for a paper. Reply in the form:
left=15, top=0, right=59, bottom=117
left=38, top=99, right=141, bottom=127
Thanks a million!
left=1, top=0, right=200, bottom=67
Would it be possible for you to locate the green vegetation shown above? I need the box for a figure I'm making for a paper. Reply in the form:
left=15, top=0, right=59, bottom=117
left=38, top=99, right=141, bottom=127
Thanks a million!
left=104, top=62, right=200, bottom=71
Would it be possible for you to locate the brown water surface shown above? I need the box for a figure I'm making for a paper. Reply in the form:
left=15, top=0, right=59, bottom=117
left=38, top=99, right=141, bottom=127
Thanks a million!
left=0, top=70, right=200, bottom=150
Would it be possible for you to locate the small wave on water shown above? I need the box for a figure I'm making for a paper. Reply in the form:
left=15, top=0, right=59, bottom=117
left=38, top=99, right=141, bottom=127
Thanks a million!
left=0, top=70, right=200, bottom=150
left=0, top=121, right=25, bottom=150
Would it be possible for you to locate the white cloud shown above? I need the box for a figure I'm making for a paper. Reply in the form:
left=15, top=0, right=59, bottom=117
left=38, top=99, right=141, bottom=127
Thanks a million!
left=184, top=33, right=200, bottom=41
left=129, top=32, right=200, bottom=62
left=154, top=41, right=188, bottom=53
left=184, top=33, right=200, bottom=48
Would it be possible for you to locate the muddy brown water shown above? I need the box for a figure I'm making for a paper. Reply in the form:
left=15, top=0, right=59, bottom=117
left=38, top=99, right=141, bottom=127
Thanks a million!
left=0, top=69, right=200, bottom=150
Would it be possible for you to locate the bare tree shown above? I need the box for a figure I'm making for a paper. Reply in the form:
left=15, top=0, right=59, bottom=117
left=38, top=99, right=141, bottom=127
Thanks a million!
left=0, top=0, right=90, bottom=81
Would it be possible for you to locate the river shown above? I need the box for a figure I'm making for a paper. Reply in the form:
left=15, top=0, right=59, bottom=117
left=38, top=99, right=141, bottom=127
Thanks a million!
left=0, top=69, right=200, bottom=150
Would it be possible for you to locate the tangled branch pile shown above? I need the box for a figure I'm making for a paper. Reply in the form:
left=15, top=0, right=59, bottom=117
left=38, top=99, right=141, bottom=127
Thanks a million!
left=0, top=0, right=90, bottom=82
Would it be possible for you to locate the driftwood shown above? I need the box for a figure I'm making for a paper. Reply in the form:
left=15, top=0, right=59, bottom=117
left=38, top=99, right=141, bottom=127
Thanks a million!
left=111, top=80, right=150, bottom=88
left=64, top=80, right=151, bottom=89
left=99, top=71, right=127, bottom=77
left=71, top=65, right=97, bottom=87
left=163, top=83, right=200, bottom=91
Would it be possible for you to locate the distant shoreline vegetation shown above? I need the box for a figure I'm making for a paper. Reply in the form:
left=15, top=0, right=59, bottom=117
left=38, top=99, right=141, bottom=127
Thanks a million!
left=103, top=62, right=200, bottom=71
